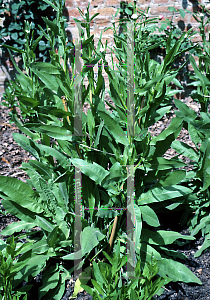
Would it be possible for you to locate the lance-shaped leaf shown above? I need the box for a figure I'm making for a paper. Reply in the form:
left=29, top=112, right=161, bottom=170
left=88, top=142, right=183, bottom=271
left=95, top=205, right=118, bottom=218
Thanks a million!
left=13, top=133, right=41, bottom=160
left=135, top=74, right=164, bottom=95
left=143, top=157, right=185, bottom=171
left=140, top=205, right=160, bottom=227
left=174, top=98, right=197, bottom=123
left=97, top=102, right=129, bottom=146
left=150, top=117, right=183, bottom=157
left=171, top=140, right=199, bottom=161
left=141, top=229, right=195, bottom=245
left=70, top=158, right=109, bottom=185
left=158, top=258, right=202, bottom=284
left=1, top=221, right=34, bottom=236
left=30, top=63, right=62, bottom=95
left=1, top=200, right=36, bottom=223
left=35, top=216, right=55, bottom=233
left=138, top=185, right=192, bottom=205
left=38, top=144, right=70, bottom=169
left=0, top=176, right=44, bottom=213
left=25, top=124, right=74, bottom=141
left=63, top=227, right=105, bottom=260
left=158, top=170, right=186, bottom=187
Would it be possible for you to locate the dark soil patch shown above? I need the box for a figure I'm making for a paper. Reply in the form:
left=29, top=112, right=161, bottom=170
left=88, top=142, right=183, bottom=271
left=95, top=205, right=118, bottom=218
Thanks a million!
left=1, top=95, right=210, bottom=300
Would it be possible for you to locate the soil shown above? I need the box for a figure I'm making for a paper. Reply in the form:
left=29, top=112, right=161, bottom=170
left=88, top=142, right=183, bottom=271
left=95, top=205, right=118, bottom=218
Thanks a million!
left=1, top=94, right=210, bottom=300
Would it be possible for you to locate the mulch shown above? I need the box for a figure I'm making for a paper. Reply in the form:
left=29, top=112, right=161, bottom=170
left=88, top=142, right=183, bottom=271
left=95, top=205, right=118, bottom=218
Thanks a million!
left=1, top=94, right=210, bottom=300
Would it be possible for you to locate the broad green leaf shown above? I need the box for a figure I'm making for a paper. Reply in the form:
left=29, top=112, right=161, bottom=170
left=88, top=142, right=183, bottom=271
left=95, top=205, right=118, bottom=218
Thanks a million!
left=63, top=227, right=105, bottom=260
left=138, top=185, right=192, bottom=205
left=24, top=160, right=52, bottom=179
left=11, top=114, right=40, bottom=141
left=43, top=0, right=59, bottom=10
left=158, top=258, right=202, bottom=284
left=174, top=98, right=197, bottom=123
left=0, top=176, right=44, bottom=213
left=14, top=254, right=50, bottom=286
left=30, top=67, right=61, bottom=94
left=1, top=200, right=36, bottom=223
left=188, top=123, right=200, bottom=145
left=190, top=55, right=210, bottom=86
left=30, top=62, right=61, bottom=74
left=130, top=289, right=138, bottom=300
left=148, top=105, right=172, bottom=127
left=91, top=279, right=105, bottom=296
left=96, top=208, right=118, bottom=218
left=150, top=117, right=183, bottom=157
left=18, top=96, right=38, bottom=107
left=39, top=265, right=59, bottom=294
left=158, top=170, right=186, bottom=187
left=82, top=176, right=95, bottom=220
left=82, top=227, right=105, bottom=255
left=38, top=144, right=70, bottom=168
left=30, top=239, right=49, bottom=254
left=190, top=215, right=210, bottom=236
left=179, top=9, right=185, bottom=18
left=1, top=221, right=34, bottom=236
left=171, top=140, right=199, bottom=161
left=35, top=216, right=55, bottom=232
left=93, top=261, right=107, bottom=287
left=135, top=74, right=164, bottom=95
left=97, top=102, right=129, bottom=146
left=144, top=157, right=185, bottom=171
left=94, top=119, right=104, bottom=147
left=70, top=158, right=109, bottom=185
left=140, top=205, right=160, bottom=227
left=42, top=17, right=59, bottom=35
left=163, top=31, right=189, bottom=72
left=136, top=243, right=162, bottom=261
left=25, top=123, right=74, bottom=141
left=141, top=229, right=195, bottom=245
left=13, top=133, right=41, bottom=160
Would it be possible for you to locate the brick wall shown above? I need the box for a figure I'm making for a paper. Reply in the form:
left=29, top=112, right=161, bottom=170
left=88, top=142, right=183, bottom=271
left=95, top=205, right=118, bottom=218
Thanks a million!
left=0, top=0, right=209, bottom=99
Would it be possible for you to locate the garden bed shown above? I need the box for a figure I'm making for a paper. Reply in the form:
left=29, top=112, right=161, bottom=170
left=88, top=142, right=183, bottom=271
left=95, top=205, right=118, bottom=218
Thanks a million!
left=1, top=95, right=210, bottom=300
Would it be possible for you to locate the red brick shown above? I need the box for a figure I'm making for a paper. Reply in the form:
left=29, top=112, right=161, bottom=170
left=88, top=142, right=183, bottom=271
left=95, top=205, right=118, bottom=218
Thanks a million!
left=92, top=0, right=106, bottom=5
left=97, top=7, right=116, bottom=16
left=138, top=0, right=149, bottom=4
left=65, top=0, right=74, bottom=6
left=150, top=6, right=173, bottom=15
left=154, top=0, right=169, bottom=3
left=94, top=17, right=111, bottom=27
left=107, top=0, right=120, bottom=6
left=68, top=8, right=84, bottom=18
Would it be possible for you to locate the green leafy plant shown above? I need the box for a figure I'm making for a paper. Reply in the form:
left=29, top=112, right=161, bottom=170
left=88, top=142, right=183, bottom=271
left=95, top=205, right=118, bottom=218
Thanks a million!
left=0, top=0, right=205, bottom=298
left=0, top=236, right=29, bottom=300
left=171, top=98, right=210, bottom=257
left=0, top=0, right=56, bottom=62
left=188, top=5, right=210, bottom=113
left=81, top=241, right=170, bottom=299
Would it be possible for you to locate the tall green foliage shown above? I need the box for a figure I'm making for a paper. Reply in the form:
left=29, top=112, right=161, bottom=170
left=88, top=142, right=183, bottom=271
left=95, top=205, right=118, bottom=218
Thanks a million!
left=0, top=1, right=207, bottom=299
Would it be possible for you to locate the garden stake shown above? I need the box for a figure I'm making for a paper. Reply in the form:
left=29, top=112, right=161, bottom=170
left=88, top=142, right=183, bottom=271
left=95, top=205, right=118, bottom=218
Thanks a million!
left=107, top=215, right=118, bottom=255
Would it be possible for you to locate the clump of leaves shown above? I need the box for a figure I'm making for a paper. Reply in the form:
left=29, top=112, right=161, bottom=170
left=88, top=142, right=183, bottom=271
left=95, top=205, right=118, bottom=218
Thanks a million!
left=0, top=0, right=56, bottom=62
